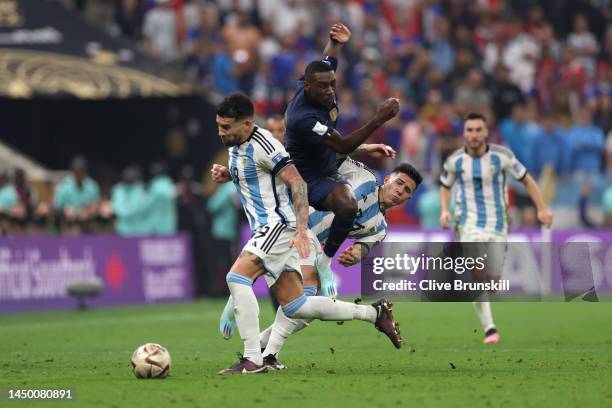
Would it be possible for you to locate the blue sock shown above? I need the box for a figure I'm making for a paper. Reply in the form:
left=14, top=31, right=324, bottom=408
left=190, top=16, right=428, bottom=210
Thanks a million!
left=303, top=285, right=318, bottom=297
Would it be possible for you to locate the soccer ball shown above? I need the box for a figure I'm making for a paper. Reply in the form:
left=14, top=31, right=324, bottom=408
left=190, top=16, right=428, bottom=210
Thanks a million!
left=131, top=343, right=171, bottom=379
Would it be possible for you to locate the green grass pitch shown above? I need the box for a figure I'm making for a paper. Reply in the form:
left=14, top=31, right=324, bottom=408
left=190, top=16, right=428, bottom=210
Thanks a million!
left=1, top=300, right=611, bottom=407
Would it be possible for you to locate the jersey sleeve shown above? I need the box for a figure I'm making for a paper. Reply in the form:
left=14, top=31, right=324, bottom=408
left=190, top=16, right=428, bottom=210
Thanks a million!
left=254, top=133, right=293, bottom=175
left=503, top=150, right=528, bottom=180
left=439, top=156, right=457, bottom=188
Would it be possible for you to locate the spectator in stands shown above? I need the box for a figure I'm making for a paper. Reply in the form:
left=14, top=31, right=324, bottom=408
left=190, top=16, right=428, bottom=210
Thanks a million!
left=143, top=0, right=178, bottom=62
left=567, top=14, right=599, bottom=78
left=498, top=104, right=529, bottom=165
left=220, top=10, right=261, bottom=94
left=111, top=165, right=148, bottom=236
left=113, top=0, right=143, bottom=38
left=530, top=114, right=569, bottom=178
left=145, top=162, right=177, bottom=235
left=429, top=16, right=454, bottom=76
left=416, top=181, right=441, bottom=230
left=453, top=67, right=491, bottom=117
left=53, top=156, right=100, bottom=233
left=490, top=64, right=525, bottom=123
left=13, top=168, right=36, bottom=225
left=206, top=180, right=239, bottom=294
left=0, top=172, right=20, bottom=234
left=265, top=114, right=285, bottom=143
left=567, top=109, right=605, bottom=175
left=210, top=42, right=240, bottom=94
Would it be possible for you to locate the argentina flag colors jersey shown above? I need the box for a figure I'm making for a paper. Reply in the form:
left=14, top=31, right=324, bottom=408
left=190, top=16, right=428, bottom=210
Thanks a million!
left=308, top=158, right=387, bottom=248
left=439, top=144, right=527, bottom=236
left=228, top=126, right=296, bottom=232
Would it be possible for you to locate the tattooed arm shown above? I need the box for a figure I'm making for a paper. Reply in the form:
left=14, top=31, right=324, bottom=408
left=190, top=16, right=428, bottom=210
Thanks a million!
left=278, top=164, right=310, bottom=258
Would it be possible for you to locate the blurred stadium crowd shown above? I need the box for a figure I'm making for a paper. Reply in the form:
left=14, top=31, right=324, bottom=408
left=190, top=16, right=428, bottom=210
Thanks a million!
left=2, top=0, right=611, bottom=236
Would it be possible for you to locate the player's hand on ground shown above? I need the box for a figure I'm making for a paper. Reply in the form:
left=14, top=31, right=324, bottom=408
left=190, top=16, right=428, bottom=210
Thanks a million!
left=440, top=210, right=453, bottom=229
left=374, top=98, right=400, bottom=126
left=211, top=164, right=231, bottom=183
left=338, top=245, right=362, bottom=267
left=537, top=209, right=553, bottom=228
left=289, top=231, right=310, bottom=258
left=330, top=23, right=351, bottom=44
left=360, top=144, right=396, bottom=159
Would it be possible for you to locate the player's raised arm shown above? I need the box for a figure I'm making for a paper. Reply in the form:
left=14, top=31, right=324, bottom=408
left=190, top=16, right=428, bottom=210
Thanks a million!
left=277, top=164, right=310, bottom=258
left=322, top=23, right=351, bottom=60
left=325, top=98, right=400, bottom=154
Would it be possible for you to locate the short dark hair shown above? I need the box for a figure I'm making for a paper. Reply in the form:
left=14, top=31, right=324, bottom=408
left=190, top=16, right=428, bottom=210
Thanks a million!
left=463, top=112, right=487, bottom=123
left=217, top=93, right=254, bottom=121
left=305, top=60, right=334, bottom=81
left=392, top=163, right=423, bottom=188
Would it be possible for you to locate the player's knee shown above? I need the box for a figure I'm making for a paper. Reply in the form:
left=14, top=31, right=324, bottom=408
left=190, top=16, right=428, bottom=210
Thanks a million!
left=226, top=272, right=253, bottom=286
left=336, top=196, right=357, bottom=220
left=281, top=294, right=308, bottom=317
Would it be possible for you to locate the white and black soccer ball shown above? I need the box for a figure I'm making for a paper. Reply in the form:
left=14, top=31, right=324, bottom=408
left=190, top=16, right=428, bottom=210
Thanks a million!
left=131, top=343, right=171, bottom=379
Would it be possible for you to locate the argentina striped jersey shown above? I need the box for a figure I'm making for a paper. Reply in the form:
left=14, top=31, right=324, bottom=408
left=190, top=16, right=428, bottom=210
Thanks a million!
left=439, top=144, right=527, bottom=235
left=308, top=158, right=386, bottom=248
left=228, top=126, right=295, bottom=232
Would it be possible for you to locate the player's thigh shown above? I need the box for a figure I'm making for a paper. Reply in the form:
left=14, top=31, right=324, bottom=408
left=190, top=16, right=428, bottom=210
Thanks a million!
left=321, top=182, right=356, bottom=213
left=228, top=250, right=266, bottom=281
left=302, top=264, right=319, bottom=287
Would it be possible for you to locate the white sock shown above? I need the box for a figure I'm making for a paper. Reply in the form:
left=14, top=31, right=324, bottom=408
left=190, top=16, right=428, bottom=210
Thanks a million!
left=262, top=308, right=310, bottom=357
left=227, top=273, right=262, bottom=365
left=284, top=295, right=377, bottom=323
left=473, top=301, right=495, bottom=333
left=259, top=325, right=273, bottom=350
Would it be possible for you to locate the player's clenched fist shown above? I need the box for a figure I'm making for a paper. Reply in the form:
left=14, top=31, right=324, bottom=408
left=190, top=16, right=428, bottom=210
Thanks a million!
left=374, top=98, right=400, bottom=125
left=211, top=163, right=231, bottom=183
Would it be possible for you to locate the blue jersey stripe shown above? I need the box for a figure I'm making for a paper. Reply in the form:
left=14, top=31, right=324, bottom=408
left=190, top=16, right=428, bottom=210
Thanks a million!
left=456, top=158, right=467, bottom=225
left=317, top=227, right=330, bottom=244
left=308, top=210, right=330, bottom=229
left=491, top=154, right=504, bottom=233
left=230, top=148, right=255, bottom=229
left=357, top=201, right=381, bottom=225
left=245, top=144, right=268, bottom=225
left=353, top=180, right=377, bottom=203
left=472, top=157, right=487, bottom=228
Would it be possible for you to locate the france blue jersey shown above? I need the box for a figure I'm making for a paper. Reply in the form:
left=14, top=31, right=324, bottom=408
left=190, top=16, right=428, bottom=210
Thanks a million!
left=439, top=144, right=527, bottom=235
left=284, top=56, right=339, bottom=182
left=308, top=158, right=387, bottom=249
left=228, top=126, right=296, bottom=232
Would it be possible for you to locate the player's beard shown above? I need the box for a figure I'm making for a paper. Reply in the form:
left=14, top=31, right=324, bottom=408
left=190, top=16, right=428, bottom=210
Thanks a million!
left=467, top=138, right=485, bottom=152
left=221, top=134, right=239, bottom=147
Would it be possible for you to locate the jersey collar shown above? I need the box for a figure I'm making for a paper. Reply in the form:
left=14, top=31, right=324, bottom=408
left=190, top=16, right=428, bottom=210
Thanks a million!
left=464, top=143, right=490, bottom=157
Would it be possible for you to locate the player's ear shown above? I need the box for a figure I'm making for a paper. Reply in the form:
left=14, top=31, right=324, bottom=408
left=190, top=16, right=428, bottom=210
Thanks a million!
left=383, top=175, right=390, bottom=184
